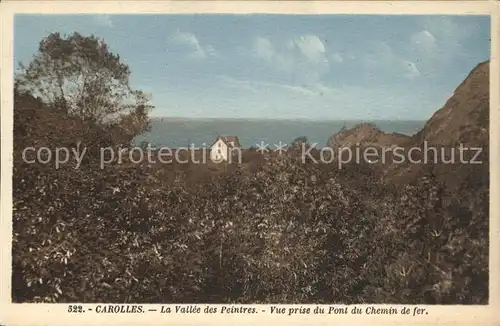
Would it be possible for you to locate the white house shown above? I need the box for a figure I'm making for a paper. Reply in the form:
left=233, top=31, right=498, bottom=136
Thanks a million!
left=210, top=136, right=241, bottom=163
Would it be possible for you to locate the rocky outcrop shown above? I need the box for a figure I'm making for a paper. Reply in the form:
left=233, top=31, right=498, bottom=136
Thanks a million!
left=327, top=122, right=412, bottom=149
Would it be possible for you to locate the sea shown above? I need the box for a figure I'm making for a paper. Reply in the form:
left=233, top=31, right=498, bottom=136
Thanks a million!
left=134, top=118, right=427, bottom=149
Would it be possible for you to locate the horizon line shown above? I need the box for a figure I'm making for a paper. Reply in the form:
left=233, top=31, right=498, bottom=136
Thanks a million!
left=149, top=116, right=428, bottom=122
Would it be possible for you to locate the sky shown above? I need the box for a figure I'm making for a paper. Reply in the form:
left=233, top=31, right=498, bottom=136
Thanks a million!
left=14, top=14, right=490, bottom=120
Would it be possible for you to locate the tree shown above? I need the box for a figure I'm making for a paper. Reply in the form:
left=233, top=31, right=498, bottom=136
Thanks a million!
left=290, top=136, right=308, bottom=148
left=15, top=32, right=152, bottom=138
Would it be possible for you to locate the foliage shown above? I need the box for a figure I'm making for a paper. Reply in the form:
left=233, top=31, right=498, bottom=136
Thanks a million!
left=15, top=32, right=152, bottom=141
left=12, top=96, right=489, bottom=303
left=11, top=39, right=489, bottom=304
left=290, top=136, right=308, bottom=148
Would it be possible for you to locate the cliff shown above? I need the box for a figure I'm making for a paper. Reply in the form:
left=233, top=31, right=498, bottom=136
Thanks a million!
left=387, top=61, right=490, bottom=193
left=413, top=60, right=489, bottom=148
left=327, top=122, right=413, bottom=149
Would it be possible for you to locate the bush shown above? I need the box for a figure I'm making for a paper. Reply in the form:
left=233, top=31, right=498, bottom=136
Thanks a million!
left=12, top=136, right=488, bottom=303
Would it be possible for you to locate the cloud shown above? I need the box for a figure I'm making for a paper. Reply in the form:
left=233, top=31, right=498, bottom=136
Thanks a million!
left=410, top=30, right=437, bottom=52
left=217, top=74, right=347, bottom=99
left=331, top=52, right=343, bottom=63
left=401, top=60, right=421, bottom=79
left=170, top=31, right=215, bottom=59
left=252, top=35, right=332, bottom=85
left=288, top=35, right=327, bottom=64
left=215, top=75, right=323, bottom=96
left=406, top=16, right=486, bottom=75
left=252, top=37, right=293, bottom=72
left=204, top=45, right=216, bottom=57
left=362, top=41, right=420, bottom=81
left=411, top=17, right=464, bottom=57
left=424, top=16, right=469, bottom=42
left=94, top=15, right=113, bottom=28
left=253, top=37, right=274, bottom=62
left=211, top=74, right=441, bottom=120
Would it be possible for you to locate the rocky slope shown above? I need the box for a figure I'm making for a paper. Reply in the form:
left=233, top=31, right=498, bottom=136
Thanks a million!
left=412, top=60, right=489, bottom=148
left=391, top=60, right=489, bottom=181
left=327, top=122, right=413, bottom=149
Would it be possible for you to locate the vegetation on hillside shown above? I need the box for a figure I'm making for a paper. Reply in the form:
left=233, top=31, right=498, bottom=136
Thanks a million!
left=11, top=33, right=489, bottom=304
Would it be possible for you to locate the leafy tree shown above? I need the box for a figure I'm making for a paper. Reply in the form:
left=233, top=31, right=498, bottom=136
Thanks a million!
left=290, top=136, right=308, bottom=148
left=15, top=32, right=152, bottom=138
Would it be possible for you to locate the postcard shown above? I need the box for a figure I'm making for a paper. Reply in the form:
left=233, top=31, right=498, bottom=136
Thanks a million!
left=1, top=1, right=499, bottom=325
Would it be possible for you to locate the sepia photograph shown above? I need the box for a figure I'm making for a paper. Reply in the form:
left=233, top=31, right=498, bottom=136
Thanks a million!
left=1, top=1, right=498, bottom=324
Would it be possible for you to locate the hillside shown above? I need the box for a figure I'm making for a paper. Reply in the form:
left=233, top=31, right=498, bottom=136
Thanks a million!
left=413, top=60, right=489, bottom=148
left=11, top=61, right=490, bottom=305
left=385, top=60, right=490, bottom=191
left=327, top=122, right=413, bottom=149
